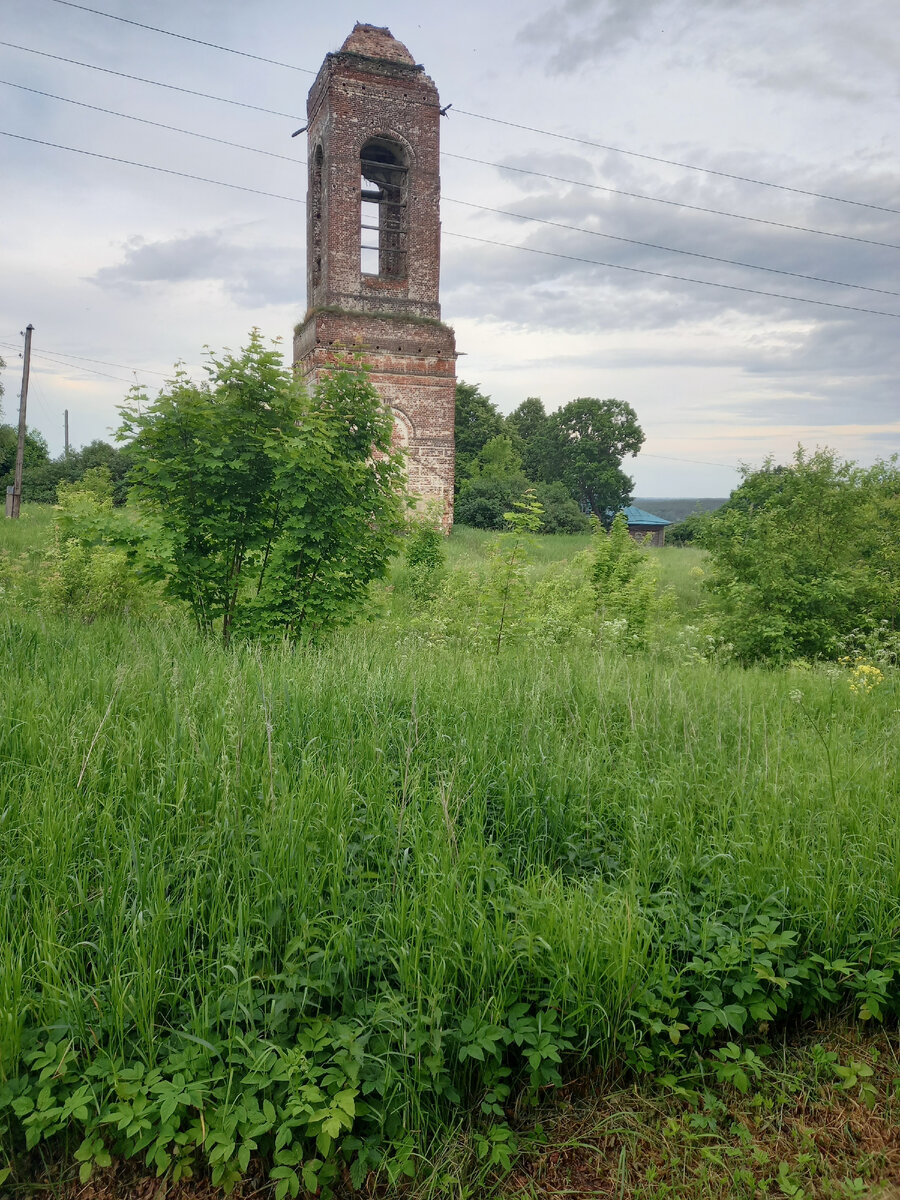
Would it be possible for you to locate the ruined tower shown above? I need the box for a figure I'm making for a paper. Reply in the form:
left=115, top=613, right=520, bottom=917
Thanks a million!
left=294, top=24, right=456, bottom=526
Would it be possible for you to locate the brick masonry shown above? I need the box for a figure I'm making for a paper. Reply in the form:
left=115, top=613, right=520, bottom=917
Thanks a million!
left=293, top=23, right=457, bottom=527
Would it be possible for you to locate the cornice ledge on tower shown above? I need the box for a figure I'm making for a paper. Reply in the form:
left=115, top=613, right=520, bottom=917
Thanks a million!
left=295, top=305, right=455, bottom=335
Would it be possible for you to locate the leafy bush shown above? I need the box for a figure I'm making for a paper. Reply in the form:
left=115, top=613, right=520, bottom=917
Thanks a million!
left=43, top=469, right=153, bottom=620
left=590, top=512, right=674, bottom=648
left=9, top=440, right=134, bottom=505
left=403, top=509, right=446, bottom=603
left=534, top=481, right=590, bottom=534
left=702, top=447, right=899, bottom=662
left=666, top=510, right=712, bottom=545
left=455, top=474, right=525, bottom=530
left=456, top=477, right=589, bottom=535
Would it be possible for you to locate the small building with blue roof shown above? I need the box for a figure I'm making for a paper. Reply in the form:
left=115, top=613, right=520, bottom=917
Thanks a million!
left=621, top=505, right=671, bottom=547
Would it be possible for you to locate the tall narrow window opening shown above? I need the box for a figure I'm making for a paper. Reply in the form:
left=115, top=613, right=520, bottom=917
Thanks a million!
left=360, top=138, right=408, bottom=279
left=311, top=144, right=324, bottom=288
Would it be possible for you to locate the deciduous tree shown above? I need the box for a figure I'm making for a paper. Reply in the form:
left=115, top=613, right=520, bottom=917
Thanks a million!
left=454, top=381, right=506, bottom=490
left=119, top=332, right=405, bottom=643
left=540, top=397, right=644, bottom=518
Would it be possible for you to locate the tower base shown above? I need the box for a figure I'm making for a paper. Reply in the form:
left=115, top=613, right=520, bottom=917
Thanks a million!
left=294, top=307, right=456, bottom=530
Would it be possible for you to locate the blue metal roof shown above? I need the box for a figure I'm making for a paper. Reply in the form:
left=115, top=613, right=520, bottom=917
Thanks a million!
left=621, top=505, right=671, bottom=527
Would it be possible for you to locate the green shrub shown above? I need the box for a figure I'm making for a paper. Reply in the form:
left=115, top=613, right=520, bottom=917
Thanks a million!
left=590, top=512, right=674, bottom=648
left=120, top=334, right=405, bottom=644
left=666, top=510, right=712, bottom=545
left=43, top=469, right=153, bottom=620
left=404, top=510, right=446, bottom=603
left=455, top=475, right=526, bottom=530
left=702, top=448, right=899, bottom=662
left=534, top=481, right=590, bottom=534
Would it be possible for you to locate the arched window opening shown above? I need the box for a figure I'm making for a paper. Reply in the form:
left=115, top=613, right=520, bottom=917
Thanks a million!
left=360, top=138, right=408, bottom=279
left=311, top=144, right=324, bottom=287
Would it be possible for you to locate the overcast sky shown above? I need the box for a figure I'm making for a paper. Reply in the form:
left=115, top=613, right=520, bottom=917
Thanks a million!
left=2, top=0, right=898, bottom=496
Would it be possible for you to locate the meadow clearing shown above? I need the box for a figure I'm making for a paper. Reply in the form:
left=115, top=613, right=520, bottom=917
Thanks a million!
left=0, top=506, right=898, bottom=1197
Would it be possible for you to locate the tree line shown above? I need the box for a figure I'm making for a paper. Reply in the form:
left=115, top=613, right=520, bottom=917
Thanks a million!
left=454, top=383, right=644, bottom=532
left=1, top=361, right=642, bottom=532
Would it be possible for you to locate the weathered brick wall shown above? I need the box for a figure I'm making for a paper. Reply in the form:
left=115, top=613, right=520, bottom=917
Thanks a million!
left=294, top=23, right=456, bottom=528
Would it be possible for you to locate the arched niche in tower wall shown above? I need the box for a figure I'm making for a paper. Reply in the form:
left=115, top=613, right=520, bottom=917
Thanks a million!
left=360, top=137, right=409, bottom=280
left=391, top=407, right=414, bottom=451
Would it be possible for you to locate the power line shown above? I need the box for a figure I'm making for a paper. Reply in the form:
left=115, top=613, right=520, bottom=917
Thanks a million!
left=0, top=339, right=195, bottom=384
left=4, top=131, right=899, bottom=320
left=638, top=452, right=739, bottom=470
left=0, top=80, right=304, bottom=163
left=5, top=42, right=896, bottom=250
left=45, top=0, right=315, bottom=75
left=6, top=82, right=897, bottom=298
left=0, top=40, right=304, bottom=120
left=4, top=119, right=897, bottom=304
left=11, top=344, right=173, bottom=378
left=444, top=153, right=900, bottom=253
left=451, top=110, right=900, bottom=218
left=24, top=353, right=135, bottom=385
left=443, top=231, right=900, bottom=320
left=0, top=131, right=306, bottom=204
left=445, top=197, right=900, bottom=298
left=39, top=0, right=900, bottom=217
left=4, top=85, right=898, bottom=292
left=0, top=340, right=134, bottom=383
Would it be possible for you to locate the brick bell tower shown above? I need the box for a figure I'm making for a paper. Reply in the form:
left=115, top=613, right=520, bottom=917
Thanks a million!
left=294, top=24, right=457, bottom=527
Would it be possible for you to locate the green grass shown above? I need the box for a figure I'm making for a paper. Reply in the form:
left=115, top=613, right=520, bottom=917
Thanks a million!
left=447, top=523, right=593, bottom=567
left=0, top=512, right=897, bottom=1195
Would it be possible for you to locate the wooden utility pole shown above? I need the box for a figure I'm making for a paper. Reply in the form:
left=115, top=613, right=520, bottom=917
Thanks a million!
left=9, top=324, right=34, bottom=520
left=64, top=409, right=69, bottom=456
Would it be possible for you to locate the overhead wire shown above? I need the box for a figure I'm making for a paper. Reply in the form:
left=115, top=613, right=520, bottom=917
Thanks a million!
left=444, top=197, right=900, bottom=298
left=3, top=80, right=896, bottom=298
left=0, top=341, right=137, bottom=384
left=443, top=230, right=900, bottom=320
left=3, top=130, right=900, bottom=321
left=0, top=81, right=304, bottom=162
left=638, top=452, right=739, bottom=470
left=4, top=44, right=898, bottom=250
left=0, top=40, right=305, bottom=119
left=9, top=344, right=173, bottom=378
left=39, top=0, right=900, bottom=216
left=0, top=131, right=306, bottom=204
left=448, top=110, right=900, bottom=217
left=27, top=358, right=134, bottom=385
left=45, top=0, right=316, bottom=74
left=443, top=154, right=900, bottom=252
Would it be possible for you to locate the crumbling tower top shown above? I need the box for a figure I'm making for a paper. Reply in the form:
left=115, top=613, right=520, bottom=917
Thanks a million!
left=338, top=23, right=416, bottom=64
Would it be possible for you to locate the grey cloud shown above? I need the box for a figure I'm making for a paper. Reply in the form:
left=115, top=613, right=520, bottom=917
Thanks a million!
left=93, top=234, right=230, bottom=285
left=518, top=0, right=900, bottom=106
left=91, top=231, right=304, bottom=308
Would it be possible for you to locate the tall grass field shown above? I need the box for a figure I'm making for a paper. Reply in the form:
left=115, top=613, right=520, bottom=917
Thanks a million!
left=0, top=507, right=897, bottom=1195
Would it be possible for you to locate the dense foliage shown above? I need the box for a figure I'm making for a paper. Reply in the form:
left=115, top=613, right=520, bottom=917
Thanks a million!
left=701, top=447, right=899, bottom=662
left=453, top=384, right=640, bottom=531
left=9, top=440, right=133, bottom=505
left=119, top=332, right=405, bottom=644
left=0, top=423, right=50, bottom=488
left=538, top=396, right=644, bottom=517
